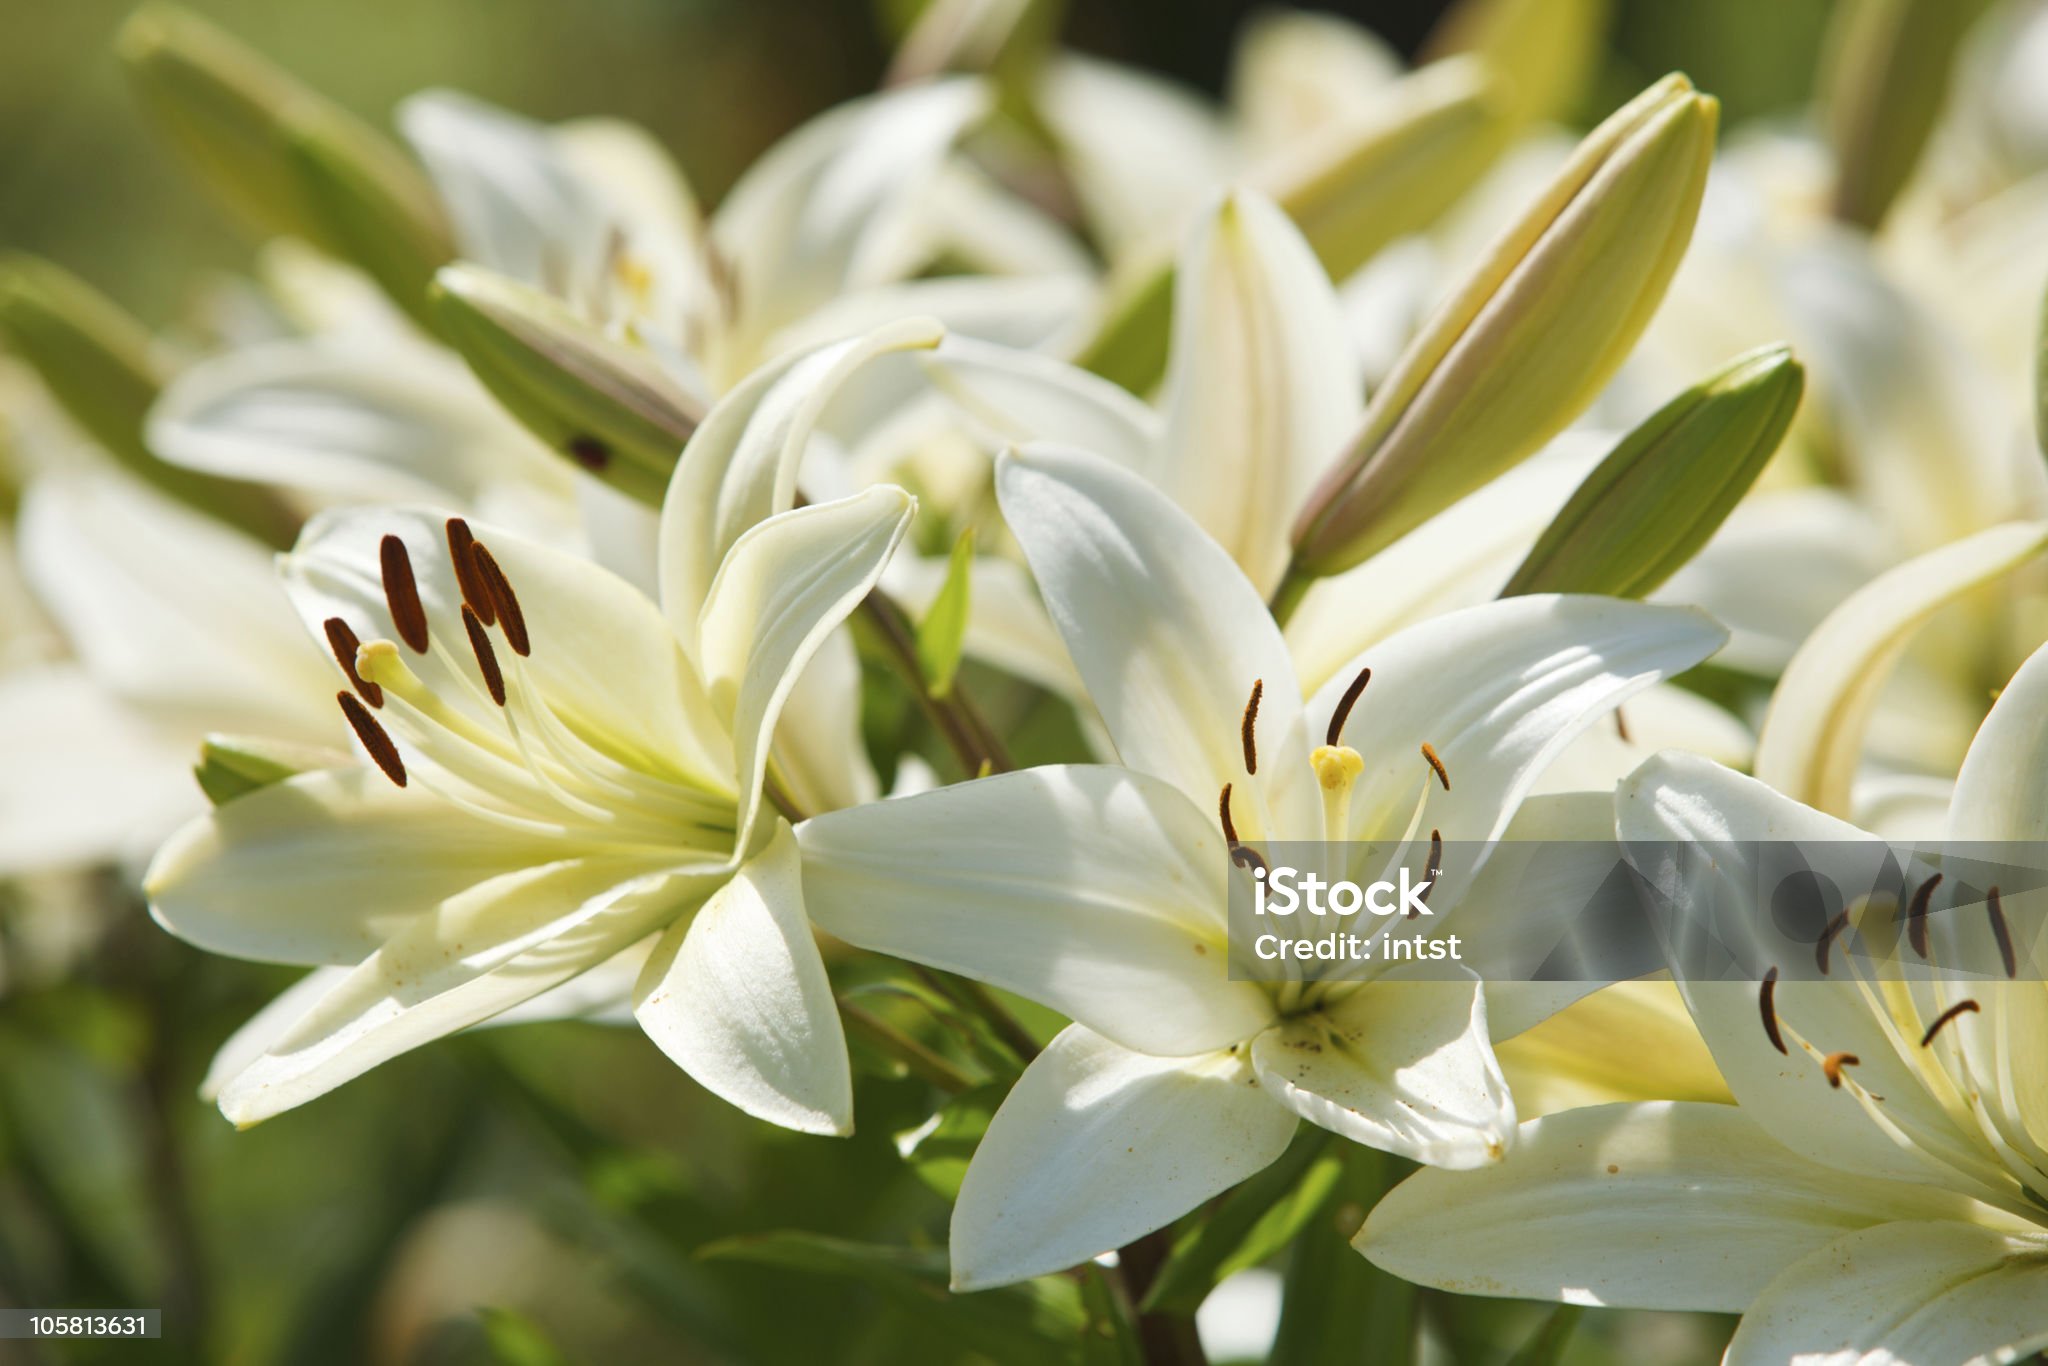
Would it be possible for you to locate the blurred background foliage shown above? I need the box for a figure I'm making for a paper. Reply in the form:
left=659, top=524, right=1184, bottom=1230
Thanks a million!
left=0, top=1, right=1837, bottom=1363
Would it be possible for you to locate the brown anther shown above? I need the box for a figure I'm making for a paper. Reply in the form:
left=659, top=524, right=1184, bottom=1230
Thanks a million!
left=1904, top=873, right=1942, bottom=960
left=1413, top=829, right=1443, bottom=917
left=1988, top=886, right=2017, bottom=979
left=1218, top=783, right=1264, bottom=872
left=1232, top=844, right=1267, bottom=875
left=323, top=617, right=383, bottom=708
left=1820, top=1051, right=1860, bottom=1088
left=1240, top=679, right=1262, bottom=775
left=337, top=691, right=405, bottom=788
left=463, top=605, right=506, bottom=706
left=446, top=518, right=496, bottom=627
left=470, top=542, right=529, bottom=657
left=567, top=436, right=610, bottom=472
left=1816, top=909, right=1852, bottom=975
left=379, top=535, right=430, bottom=654
left=1759, top=966, right=1786, bottom=1055
left=1613, top=706, right=1631, bottom=744
left=1919, top=999, right=1981, bottom=1048
left=1327, top=667, right=1371, bottom=747
left=1218, top=783, right=1240, bottom=845
left=1421, top=742, right=1450, bottom=792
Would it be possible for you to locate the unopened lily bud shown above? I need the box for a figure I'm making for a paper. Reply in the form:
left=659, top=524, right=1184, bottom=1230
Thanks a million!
left=0, top=255, right=297, bottom=547
left=1287, top=73, right=1717, bottom=584
left=1502, top=344, right=1803, bottom=599
left=119, top=6, right=451, bottom=326
left=1076, top=60, right=1507, bottom=395
left=1423, top=0, right=1610, bottom=128
left=194, top=734, right=335, bottom=806
left=431, top=264, right=703, bottom=506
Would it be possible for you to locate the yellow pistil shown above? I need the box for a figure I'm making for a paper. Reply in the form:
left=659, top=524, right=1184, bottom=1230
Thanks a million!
left=1312, top=743, right=1364, bottom=844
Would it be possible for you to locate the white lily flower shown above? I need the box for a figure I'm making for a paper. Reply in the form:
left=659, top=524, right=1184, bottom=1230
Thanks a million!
left=144, top=342, right=921, bottom=1131
left=797, top=443, right=1727, bottom=1288
left=1362, top=629, right=2048, bottom=1365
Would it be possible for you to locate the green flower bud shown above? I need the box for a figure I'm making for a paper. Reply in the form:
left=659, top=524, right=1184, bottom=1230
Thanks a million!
left=1424, top=0, right=1611, bottom=128
left=0, top=255, right=296, bottom=547
left=1501, top=344, right=1803, bottom=599
left=1075, top=60, right=1507, bottom=395
left=194, top=734, right=332, bottom=806
left=119, top=5, right=451, bottom=327
left=430, top=264, right=703, bottom=507
left=1286, top=73, right=1717, bottom=586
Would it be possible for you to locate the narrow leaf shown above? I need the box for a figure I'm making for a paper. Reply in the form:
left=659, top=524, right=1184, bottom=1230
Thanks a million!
left=916, top=527, right=976, bottom=699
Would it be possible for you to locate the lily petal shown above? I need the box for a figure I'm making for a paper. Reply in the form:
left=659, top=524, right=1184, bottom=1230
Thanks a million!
left=1358, top=1101, right=1997, bottom=1312
left=1157, top=190, right=1361, bottom=597
left=949, top=1024, right=1297, bottom=1290
left=996, top=444, right=1314, bottom=841
left=921, top=335, right=1161, bottom=474
left=696, top=487, right=913, bottom=850
left=1726, top=1220, right=2048, bottom=1366
left=1753, top=520, right=2048, bottom=816
left=1250, top=967, right=1513, bottom=1167
left=633, top=822, right=850, bottom=1136
left=799, top=764, right=1276, bottom=1057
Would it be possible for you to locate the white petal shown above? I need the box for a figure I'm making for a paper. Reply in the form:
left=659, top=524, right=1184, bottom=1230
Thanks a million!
left=1753, top=520, right=2048, bottom=816
left=20, top=474, right=336, bottom=742
left=996, top=444, right=1314, bottom=840
left=768, top=626, right=878, bottom=816
left=696, top=488, right=912, bottom=850
left=200, top=966, right=351, bottom=1100
left=1949, top=635, right=2048, bottom=842
left=146, top=768, right=571, bottom=965
left=770, top=274, right=1094, bottom=362
left=1357, top=1101, right=1997, bottom=1313
left=217, top=858, right=709, bottom=1124
left=949, top=1025, right=1297, bottom=1290
left=659, top=321, right=942, bottom=634
left=883, top=550, right=1082, bottom=698
left=799, top=764, right=1276, bottom=1057
left=1726, top=1221, right=2048, bottom=1366
left=1228, top=9, right=1400, bottom=152
left=633, top=822, right=850, bottom=1135
left=1533, top=682, right=1755, bottom=797
left=148, top=339, right=569, bottom=507
left=1250, top=968, right=1513, bottom=1167
left=921, top=334, right=1161, bottom=473
left=1309, top=595, right=1727, bottom=846
left=1495, top=978, right=1731, bottom=1117
left=1157, top=190, right=1361, bottom=597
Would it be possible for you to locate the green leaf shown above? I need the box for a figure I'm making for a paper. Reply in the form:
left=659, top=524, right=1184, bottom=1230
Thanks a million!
left=1269, top=1147, right=1416, bottom=1366
left=118, top=5, right=453, bottom=327
left=1500, top=343, right=1802, bottom=599
left=0, top=255, right=297, bottom=547
left=1077, top=1264, right=1145, bottom=1366
left=697, top=1232, right=1085, bottom=1366
left=431, top=264, right=703, bottom=506
left=1141, top=1127, right=1339, bottom=1314
left=479, top=1307, right=573, bottom=1366
left=1501, top=1304, right=1584, bottom=1366
left=897, top=1081, right=1008, bottom=1199
left=916, top=527, right=976, bottom=699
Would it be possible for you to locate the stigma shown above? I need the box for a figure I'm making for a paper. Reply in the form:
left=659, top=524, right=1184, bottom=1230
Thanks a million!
left=1312, top=743, right=1364, bottom=843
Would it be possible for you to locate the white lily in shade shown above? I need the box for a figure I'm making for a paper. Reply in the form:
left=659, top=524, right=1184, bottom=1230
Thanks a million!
left=144, top=441, right=915, bottom=1132
left=1360, top=636, right=2048, bottom=1365
left=796, top=443, right=1727, bottom=1289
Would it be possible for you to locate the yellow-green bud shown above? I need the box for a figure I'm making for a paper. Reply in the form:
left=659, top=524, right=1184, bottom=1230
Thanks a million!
left=194, top=734, right=333, bottom=806
left=430, top=264, right=703, bottom=507
left=1501, top=344, right=1803, bottom=599
left=119, top=6, right=452, bottom=328
left=0, top=255, right=296, bottom=547
left=1287, top=73, right=1717, bottom=583
left=1075, top=60, right=1507, bottom=395
left=1423, top=0, right=1611, bottom=128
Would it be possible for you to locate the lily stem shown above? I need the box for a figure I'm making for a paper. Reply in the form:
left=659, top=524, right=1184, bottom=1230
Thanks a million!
left=1267, top=561, right=1313, bottom=630
left=1118, top=1226, right=1209, bottom=1366
left=857, top=589, right=1013, bottom=776
left=839, top=999, right=978, bottom=1094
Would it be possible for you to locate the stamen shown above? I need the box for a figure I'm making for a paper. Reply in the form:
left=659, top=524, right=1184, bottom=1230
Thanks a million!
left=464, top=605, right=506, bottom=707
left=1413, top=829, right=1442, bottom=917
left=446, top=518, right=496, bottom=627
left=1759, top=966, right=1786, bottom=1054
left=1421, top=742, right=1450, bottom=792
left=380, top=535, right=430, bottom=653
left=1987, top=886, right=2017, bottom=979
left=1815, top=909, right=1852, bottom=975
left=1232, top=844, right=1267, bottom=875
left=1919, top=999, right=1980, bottom=1048
left=1240, top=679, right=1262, bottom=775
left=323, top=617, right=383, bottom=707
left=1613, top=706, right=1631, bottom=744
left=1904, top=873, right=1942, bottom=959
left=337, top=691, right=405, bottom=787
left=1327, top=667, right=1370, bottom=747
left=1218, top=783, right=1239, bottom=846
left=471, top=542, right=530, bottom=656
left=1821, top=1051, right=1860, bottom=1088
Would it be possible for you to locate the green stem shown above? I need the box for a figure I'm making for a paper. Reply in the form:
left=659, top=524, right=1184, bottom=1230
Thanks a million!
left=1117, top=1227, right=1209, bottom=1366
left=1267, top=561, right=1315, bottom=629
left=858, top=589, right=1013, bottom=775
left=838, top=1000, right=977, bottom=1093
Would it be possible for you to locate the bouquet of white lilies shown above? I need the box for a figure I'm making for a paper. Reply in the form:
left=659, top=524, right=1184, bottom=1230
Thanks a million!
left=8, top=0, right=2048, bottom=1361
